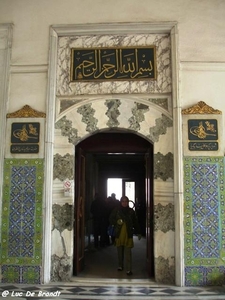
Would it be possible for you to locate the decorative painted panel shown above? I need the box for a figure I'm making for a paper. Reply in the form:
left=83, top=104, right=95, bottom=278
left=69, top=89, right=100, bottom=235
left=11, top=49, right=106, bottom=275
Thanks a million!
left=1, top=159, right=44, bottom=283
left=184, top=157, right=225, bottom=286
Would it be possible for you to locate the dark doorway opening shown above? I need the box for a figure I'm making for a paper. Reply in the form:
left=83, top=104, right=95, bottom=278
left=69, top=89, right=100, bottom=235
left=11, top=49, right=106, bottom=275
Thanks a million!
left=73, top=131, right=154, bottom=279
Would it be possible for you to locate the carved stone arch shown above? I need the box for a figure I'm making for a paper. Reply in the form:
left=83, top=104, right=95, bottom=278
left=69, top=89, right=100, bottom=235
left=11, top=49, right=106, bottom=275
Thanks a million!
left=53, top=96, right=173, bottom=188
left=55, top=96, right=173, bottom=147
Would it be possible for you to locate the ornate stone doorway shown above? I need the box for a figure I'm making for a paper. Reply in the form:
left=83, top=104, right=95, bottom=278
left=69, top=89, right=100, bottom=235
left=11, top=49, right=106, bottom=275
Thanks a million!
left=45, top=22, right=183, bottom=286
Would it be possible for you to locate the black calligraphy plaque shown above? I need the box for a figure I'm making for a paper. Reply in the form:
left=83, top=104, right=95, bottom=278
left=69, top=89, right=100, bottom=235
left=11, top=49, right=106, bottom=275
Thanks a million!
left=188, top=119, right=218, bottom=151
left=71, top=46, right=156, bottom=81
left=10, top=122, right=40, bottom=154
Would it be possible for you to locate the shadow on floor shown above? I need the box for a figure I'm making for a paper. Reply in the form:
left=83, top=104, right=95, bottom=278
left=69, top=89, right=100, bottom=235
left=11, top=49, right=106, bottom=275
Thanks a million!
left=78, top=236, right=149, bottom=279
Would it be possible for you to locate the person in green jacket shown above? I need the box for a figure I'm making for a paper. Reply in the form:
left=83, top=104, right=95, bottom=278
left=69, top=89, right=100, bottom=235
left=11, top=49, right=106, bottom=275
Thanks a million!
left=109, top=195, right=141, bottom=275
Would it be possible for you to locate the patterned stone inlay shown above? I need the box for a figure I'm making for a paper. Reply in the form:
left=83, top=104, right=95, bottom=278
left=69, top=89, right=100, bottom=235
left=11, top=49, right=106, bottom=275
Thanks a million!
left=60, top=99, right=84, bottom=113
left=51, top=254, right=72, bottom=282
left=1, top=159, right=43, bottom=265
left=55, top=116, right=81, bottom=144
left=52, top=203, right=73, bottom=233
left=184, top=157, right=225, bottom=286
left=154, top=152, right=174, bottom=181
left=155, top=256, right=175, bottom=284
left=129, top=102, right=149, bottom=131
left=154, top=203, right=175, bottom=232
left=53, top=153, right=74, bottom=181
left=148, top=114, right=173, bottom=142
left=148, top=98, right=169, bottom=111
left=77, top=103, right=98, bottom=133
left=59, top=97, right=170, bottom=114
left=105, top=99, right=121, bottom=128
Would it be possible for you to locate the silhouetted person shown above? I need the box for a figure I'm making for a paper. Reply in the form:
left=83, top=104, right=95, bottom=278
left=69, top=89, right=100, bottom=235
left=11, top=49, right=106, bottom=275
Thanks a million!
left=90, top=193, right=108, bottom=248
left=106, top=194, right=120, bottom=244
left=111, top=193, right=119, bottom=202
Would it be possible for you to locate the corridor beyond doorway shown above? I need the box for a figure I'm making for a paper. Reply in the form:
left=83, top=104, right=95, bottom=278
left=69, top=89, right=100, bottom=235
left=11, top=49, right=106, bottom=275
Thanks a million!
left=79, top=236, right=148, bottom=279
left=74, top=131, right=154, bottom=277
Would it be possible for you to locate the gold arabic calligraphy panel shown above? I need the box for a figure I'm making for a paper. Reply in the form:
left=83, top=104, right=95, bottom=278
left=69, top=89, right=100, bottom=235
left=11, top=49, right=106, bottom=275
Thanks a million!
left=188, top=119, right=218, bottom=151
left=10, top=122, right=40, bottom=154
left=70, top=46, right=156, bottom=81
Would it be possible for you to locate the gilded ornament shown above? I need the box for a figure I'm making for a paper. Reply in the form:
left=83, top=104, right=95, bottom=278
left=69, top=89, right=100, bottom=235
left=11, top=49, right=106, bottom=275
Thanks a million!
left=6, top=105, right=46, bottom=118
left=181, top=101, right=221, bottom=115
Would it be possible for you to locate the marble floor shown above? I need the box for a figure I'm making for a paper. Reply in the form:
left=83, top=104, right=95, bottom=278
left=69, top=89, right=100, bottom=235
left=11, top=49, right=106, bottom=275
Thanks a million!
left=0, top=281, right=225, bottom=300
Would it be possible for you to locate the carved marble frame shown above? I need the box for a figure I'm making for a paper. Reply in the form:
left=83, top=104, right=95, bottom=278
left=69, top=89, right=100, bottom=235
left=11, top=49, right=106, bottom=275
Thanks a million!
left=44, top=22, right=182, bottom=285
left=0, top=24, right=13, bottom=283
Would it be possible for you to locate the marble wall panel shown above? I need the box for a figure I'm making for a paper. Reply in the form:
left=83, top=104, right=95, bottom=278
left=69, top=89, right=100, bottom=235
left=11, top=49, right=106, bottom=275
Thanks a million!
left=51, top=203, right=73, bottom=281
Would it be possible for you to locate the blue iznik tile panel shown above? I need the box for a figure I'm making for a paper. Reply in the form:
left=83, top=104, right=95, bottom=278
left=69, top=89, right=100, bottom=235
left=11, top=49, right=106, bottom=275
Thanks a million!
left=1, top=159, right=44, bottom=283
left=8, top=165, right=36, bottom=257
left=184, top=157, right=225, bottom=286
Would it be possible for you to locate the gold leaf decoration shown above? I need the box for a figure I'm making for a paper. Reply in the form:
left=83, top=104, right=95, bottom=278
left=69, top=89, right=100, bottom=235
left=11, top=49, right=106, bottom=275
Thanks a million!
left=182, top=101, right=221, bottom=115
left=7, top=105, right=46, bottom=118
left=182, top=101, right=222, bottom=115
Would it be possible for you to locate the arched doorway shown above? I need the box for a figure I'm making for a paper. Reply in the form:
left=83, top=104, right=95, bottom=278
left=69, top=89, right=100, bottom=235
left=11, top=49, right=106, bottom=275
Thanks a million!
left=73, top=130, right=154, bottom=279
